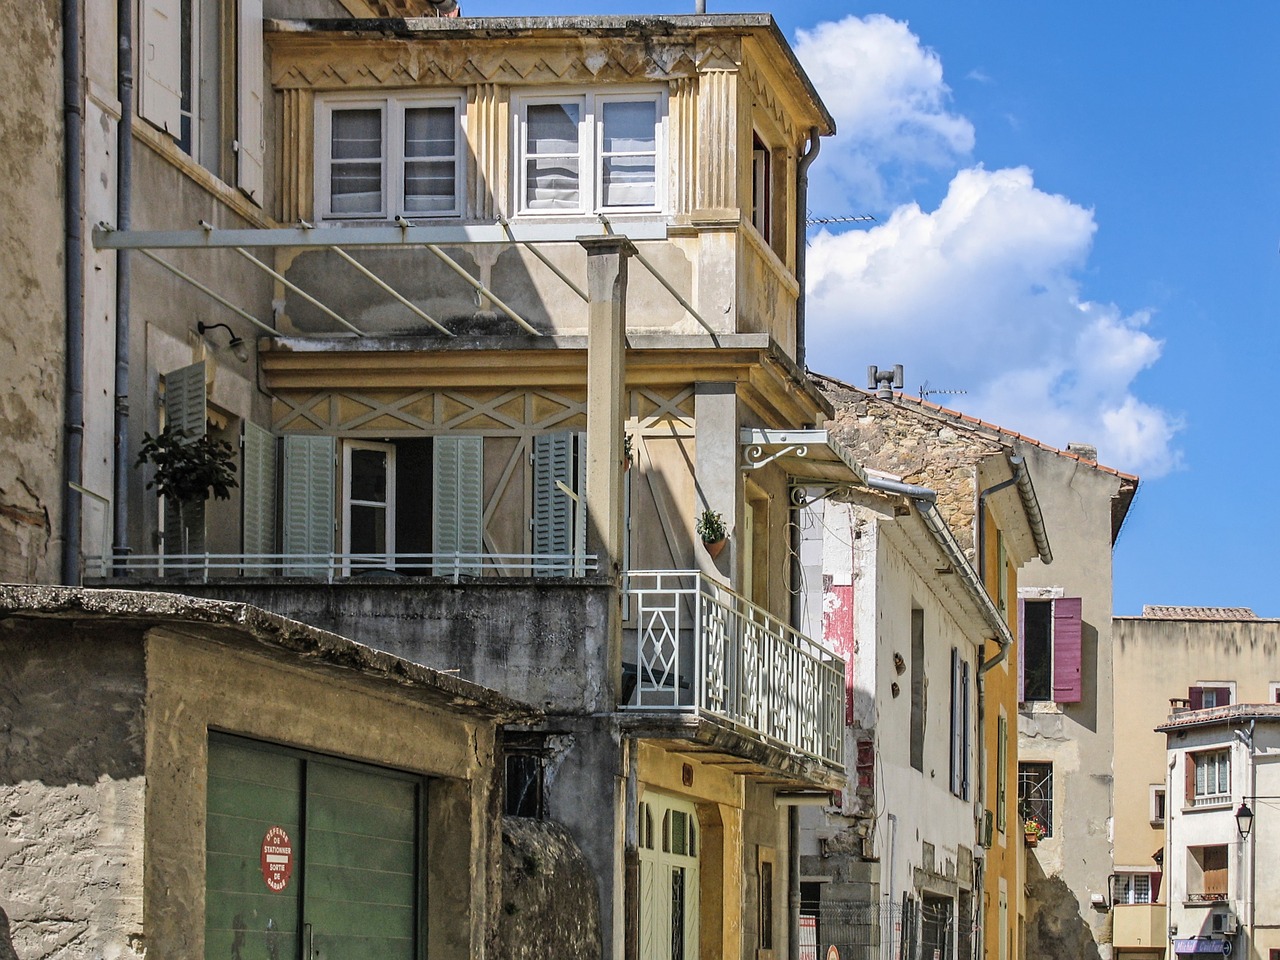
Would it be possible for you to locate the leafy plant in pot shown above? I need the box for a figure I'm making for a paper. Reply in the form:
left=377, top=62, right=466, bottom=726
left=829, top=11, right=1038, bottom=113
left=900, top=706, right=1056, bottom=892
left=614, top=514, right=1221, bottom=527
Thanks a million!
left=696, top=508, right=728, bottom=559
left=137, top=425, right=238, bottom=554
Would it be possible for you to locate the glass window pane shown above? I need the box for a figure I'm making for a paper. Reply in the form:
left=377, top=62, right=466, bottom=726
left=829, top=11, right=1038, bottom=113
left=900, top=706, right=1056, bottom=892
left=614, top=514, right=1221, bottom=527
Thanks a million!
left=332, top=109, right=382, bottom=160
left=527, top=103, right=580, bottom=154
left=526, top=158, right=580, bottom=209
left=330, top=165, right=382, bottom=214
left=602, top=100, right=656, bottom=153
left=602, top=157, right=655, bottom=207
left=404, top=106, right=455, bottom=159
left=350, top=448, right=388, bottom=503
left=404, top=160, right=455, bottom=212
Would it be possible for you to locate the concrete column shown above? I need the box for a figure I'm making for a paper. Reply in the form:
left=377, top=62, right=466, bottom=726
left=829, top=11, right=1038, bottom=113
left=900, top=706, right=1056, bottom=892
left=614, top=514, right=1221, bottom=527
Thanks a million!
left=578, top=233, right=634, bottom=712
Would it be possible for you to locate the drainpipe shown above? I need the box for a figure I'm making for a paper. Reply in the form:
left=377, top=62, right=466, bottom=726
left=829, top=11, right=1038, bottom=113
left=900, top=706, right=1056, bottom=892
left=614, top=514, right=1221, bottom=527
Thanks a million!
left=624, top=737, right=639, bottom=960
left=112, top=0, right=134, bottom=571
left=60, top=0, right=86, bottom=585
left=794, top=127, right=820, bottom=371
left=788, top=805, right=800, bottom=960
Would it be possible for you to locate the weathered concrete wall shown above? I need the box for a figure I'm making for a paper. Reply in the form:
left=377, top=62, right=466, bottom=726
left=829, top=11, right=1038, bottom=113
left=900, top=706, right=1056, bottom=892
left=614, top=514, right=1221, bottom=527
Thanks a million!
left=1016, top=446, right=1122, bottom=960
left=499, top=816, right=602, bottom=960
left=162, top=579, right=616, bottom=713
left=0, top=0, right=64, bottom=582
left=0, top=620, right=147, bottom=960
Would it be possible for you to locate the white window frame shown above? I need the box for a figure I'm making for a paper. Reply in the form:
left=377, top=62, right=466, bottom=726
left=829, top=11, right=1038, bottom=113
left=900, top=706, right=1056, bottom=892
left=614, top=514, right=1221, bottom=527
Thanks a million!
left=316, top=93, right=465, bottom=221
left=1149, top=784, right=1166, bottom=824
left=1192, top=680, right=1236, bottom=708
left=1190, top=749, right=1231, bottom=807
left=1270, top=681, right=1280, bottom=703
left=513, top=87, right=667, bottom=217
left=341, top=439, right=396, bottom=571
left=1114, top=872, right=1153, bottom=905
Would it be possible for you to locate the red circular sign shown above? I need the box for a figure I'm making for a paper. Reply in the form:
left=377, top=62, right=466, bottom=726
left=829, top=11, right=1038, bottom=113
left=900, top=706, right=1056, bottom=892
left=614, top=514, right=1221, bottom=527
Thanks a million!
left=260, top=826, right=294, bottom=893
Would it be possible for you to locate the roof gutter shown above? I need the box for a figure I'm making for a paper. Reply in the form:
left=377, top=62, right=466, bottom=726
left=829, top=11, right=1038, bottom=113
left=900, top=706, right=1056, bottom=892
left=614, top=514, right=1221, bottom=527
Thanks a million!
left=864, top=473, right=1014, bottom=673
left=1009, top=454, right=1052, bottom=564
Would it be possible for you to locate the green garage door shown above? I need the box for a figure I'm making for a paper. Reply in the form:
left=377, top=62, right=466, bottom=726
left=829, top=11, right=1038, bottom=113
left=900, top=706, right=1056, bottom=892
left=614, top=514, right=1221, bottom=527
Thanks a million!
left=206, top=734, right=424, bottom=960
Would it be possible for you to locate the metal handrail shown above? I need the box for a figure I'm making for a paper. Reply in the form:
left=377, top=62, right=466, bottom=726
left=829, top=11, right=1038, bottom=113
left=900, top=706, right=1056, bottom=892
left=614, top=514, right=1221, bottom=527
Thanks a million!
left=623, top=570, right=846, bottom=769
left=83, top=551, right=599, bottom=583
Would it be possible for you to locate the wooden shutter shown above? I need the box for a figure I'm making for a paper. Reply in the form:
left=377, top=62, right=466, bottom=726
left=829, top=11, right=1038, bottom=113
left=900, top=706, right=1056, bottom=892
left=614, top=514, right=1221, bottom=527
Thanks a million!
left=138, top=0, right=182, bottom=135
left=962, top=658, right=971, bottom=799
left=1185, top=752, right=1197, bottom=804
left=162, top=362, right=207, bottom=554
left=241, top=422, right=276, bottom=571
left=949, top=647, right=961, bottom=795
left=1052, top=597, right=1083, bottom=703
left=532, top=431, right=574, bottom=575
left=235, top=0, right=265, bottom=202
left=282, top=435, right=334, bottom=574
left=432, top=436, right=483, bottom=575
left=1188, top=686, right=1205, bottom=711
left=1202, top=846, right=1227, bottom=896
left=1017, top=599, right=1026, bottom=702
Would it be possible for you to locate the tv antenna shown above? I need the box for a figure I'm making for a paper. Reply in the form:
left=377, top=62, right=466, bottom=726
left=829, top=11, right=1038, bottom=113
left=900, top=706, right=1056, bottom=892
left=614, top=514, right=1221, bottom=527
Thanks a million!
left=806, top=214, right=877, bottom=226
left=919, top=381, right=967, bottom=402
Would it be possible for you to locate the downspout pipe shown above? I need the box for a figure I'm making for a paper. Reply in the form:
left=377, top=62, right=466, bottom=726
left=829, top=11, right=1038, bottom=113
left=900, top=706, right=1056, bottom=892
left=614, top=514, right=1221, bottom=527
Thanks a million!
left=112, top=0, right=134, bottom=571
left=60, top=0, right=86, bottom=585
left=794, top=126, right=821, bottom=371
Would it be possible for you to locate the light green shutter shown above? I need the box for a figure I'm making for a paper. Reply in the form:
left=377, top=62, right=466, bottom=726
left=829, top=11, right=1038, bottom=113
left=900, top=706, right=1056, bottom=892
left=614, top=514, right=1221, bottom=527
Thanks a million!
left=532, top=431, right=574, bottom=575
left=162, top=362, right=207, bottom=555
left=432, top=436, right=483, bottom=575
left=137, top=0, right=182, bottom=135
left=235, top=0, right=265, bottom=203
left=282, top=435, right=335, bottom=576
left=242, top=422, right=277, bottom=573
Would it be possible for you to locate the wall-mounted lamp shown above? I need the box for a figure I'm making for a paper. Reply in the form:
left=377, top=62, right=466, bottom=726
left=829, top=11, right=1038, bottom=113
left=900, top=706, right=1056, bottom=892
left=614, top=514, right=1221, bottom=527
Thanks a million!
left=197, top=321, right=249, bottom=362
left=1235, top=801, right=1254, bottom=840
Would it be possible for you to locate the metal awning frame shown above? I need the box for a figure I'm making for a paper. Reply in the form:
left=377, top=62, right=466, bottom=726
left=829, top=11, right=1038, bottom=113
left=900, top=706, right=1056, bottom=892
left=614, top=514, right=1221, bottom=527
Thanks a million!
left=739, top=428, right=869, bottom=494
left=91, top=215, right=717, bottom=341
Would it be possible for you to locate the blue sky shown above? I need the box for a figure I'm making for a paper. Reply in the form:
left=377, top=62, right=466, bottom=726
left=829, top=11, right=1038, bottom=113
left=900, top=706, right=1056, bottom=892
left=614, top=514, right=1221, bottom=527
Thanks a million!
left=468, top=0, right=1280, bottom=615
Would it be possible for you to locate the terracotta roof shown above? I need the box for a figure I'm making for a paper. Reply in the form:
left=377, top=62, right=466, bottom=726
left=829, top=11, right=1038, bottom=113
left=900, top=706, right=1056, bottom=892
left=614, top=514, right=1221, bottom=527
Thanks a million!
left=1140, top=605, right=1259, bottom=621
left=809, top=372, right=1140, bottom=541
left=1156, top=702, right=1280, bottom=732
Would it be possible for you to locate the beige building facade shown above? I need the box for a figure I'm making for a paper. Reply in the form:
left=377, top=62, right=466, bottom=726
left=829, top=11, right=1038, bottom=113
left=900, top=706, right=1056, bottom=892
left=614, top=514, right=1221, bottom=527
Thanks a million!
left=1113, top=608, right=1280, bottom=959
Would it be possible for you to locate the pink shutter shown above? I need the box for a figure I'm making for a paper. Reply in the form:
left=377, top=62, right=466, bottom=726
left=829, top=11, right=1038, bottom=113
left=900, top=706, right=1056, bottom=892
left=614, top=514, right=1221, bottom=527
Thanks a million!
left=1052, top=597, right=1083, bottom=703
left=1210, top=686, right=1231, bottom=706
left=1017, top=599, right=1026, bottom=702
left=1188, top=687, right=1205, bottom=710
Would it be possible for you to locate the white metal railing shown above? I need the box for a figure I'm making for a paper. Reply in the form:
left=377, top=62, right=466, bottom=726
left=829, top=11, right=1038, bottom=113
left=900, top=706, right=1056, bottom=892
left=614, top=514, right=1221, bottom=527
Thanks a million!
left=623, top=570, right=845, bottom=769
left=1189, top=793, right=1232, bottom=808
left=83, top=551, right=599, bottom=583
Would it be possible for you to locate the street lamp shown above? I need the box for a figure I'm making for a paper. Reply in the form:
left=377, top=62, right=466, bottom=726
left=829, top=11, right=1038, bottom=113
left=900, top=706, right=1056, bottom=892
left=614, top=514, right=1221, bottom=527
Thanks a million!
left=1235, top=801, right=1254, bottom=840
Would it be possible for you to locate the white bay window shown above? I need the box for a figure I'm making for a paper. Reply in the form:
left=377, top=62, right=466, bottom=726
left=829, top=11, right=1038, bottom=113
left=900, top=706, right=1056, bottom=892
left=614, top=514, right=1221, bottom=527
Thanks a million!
left=517, top=90, right=664, bottom=215
left=318, top=95, right=463, bottom=219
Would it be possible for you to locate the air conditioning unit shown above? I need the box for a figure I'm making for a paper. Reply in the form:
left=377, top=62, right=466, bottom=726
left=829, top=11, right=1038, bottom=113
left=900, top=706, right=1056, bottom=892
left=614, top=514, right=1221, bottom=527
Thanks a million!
left=1211, top=909, right=1238, bottom=936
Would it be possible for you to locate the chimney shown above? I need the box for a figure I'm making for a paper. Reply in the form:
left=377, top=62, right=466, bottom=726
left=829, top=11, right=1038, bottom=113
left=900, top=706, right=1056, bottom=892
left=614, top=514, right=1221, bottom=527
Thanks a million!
left=1066, top=443, right=1097, bottom=462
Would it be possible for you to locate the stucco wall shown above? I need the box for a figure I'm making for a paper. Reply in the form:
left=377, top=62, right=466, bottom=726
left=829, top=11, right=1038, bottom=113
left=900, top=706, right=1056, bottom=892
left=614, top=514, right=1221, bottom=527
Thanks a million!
left=1016, top=446, right=1123, bottom=960
left=1114, top=617, right=1280, bottom=871
left=0, top=0, right=64, bottom=582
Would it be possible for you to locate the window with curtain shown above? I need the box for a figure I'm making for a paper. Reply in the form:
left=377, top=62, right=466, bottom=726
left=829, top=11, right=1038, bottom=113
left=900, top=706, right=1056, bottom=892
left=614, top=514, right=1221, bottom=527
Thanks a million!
left=319, top=95, right=462, bottom=219
left=517, top=90, right=664, bottom=214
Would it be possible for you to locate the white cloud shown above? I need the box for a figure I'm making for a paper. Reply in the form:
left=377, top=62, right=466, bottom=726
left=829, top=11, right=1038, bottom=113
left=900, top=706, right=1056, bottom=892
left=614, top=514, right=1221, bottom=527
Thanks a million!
left=794, top=15, right=975, bottom=211
left=805, top=166, right=1184, bottom=476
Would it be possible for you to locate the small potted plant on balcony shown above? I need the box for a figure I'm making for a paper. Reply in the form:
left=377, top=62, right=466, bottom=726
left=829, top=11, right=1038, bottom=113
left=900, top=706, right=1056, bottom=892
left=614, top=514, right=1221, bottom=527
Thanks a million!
left=1023, top=817, right=1046, bottom=847
left=695, top=508, right=728, bottom=559
left=624, top=433, right=634, bottom=472
left=136, top=425, right=238, bottom=553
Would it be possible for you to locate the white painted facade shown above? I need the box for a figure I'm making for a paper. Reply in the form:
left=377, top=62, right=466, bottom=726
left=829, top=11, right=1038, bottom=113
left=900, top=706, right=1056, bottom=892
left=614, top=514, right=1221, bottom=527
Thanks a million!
left=1162, top=709, right=1280, bottom=960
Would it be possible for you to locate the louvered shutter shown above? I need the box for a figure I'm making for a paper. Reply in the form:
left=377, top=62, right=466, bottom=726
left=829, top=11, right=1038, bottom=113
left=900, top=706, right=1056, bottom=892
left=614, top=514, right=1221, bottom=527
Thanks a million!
left=281, top=435, right=334, bottom=575
left=162, top=362, right=207, bottom=555
left=241, top=422, right=276, bottom=573
left=138, top=0, right=182, bottom=135
left=1188, top=687, right=1205, bottom=711
left=1017, top=599, right=1026, bottom=703
left=1051, top=597, right=1083, bottom=703
left=962, top=658, right=971, bottom=799
left=432, top=436, right=483, bottom=575
left=532, top=431, right=574, bottom=575
left=949, top=647, right=960, bottom=795
left=235, top=0, right=265, bottom=203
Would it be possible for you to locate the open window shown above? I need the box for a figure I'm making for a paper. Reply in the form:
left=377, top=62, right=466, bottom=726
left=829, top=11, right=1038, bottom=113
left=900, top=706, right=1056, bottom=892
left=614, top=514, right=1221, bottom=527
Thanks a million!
left=138, top=0, right=263, bottom=200
left=1018, top=596, right=1083, bottom=703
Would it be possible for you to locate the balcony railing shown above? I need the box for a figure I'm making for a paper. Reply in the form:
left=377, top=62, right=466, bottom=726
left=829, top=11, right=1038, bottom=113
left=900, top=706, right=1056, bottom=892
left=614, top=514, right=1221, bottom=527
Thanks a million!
left=623, top=571, right=845, bottom=769
left=84, top=551, right=598, bottom=583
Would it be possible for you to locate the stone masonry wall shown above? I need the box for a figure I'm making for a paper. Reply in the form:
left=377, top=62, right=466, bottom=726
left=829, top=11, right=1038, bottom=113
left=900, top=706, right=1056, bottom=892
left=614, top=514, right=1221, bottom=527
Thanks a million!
left=815, top=378, right=1004, bottom=557
left=0, top=619, right=147, bottom=960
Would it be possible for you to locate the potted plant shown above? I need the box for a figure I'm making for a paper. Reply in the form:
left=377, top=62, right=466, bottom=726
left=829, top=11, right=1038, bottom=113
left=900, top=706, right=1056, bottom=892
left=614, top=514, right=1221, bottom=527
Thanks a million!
left=137, top=425, right=238, bottom=553
left=695, top=508, right=728, bottom=559
left=1023, top=818, right=1046, bottom=846
left=623, top=433, right=634, bottom=472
